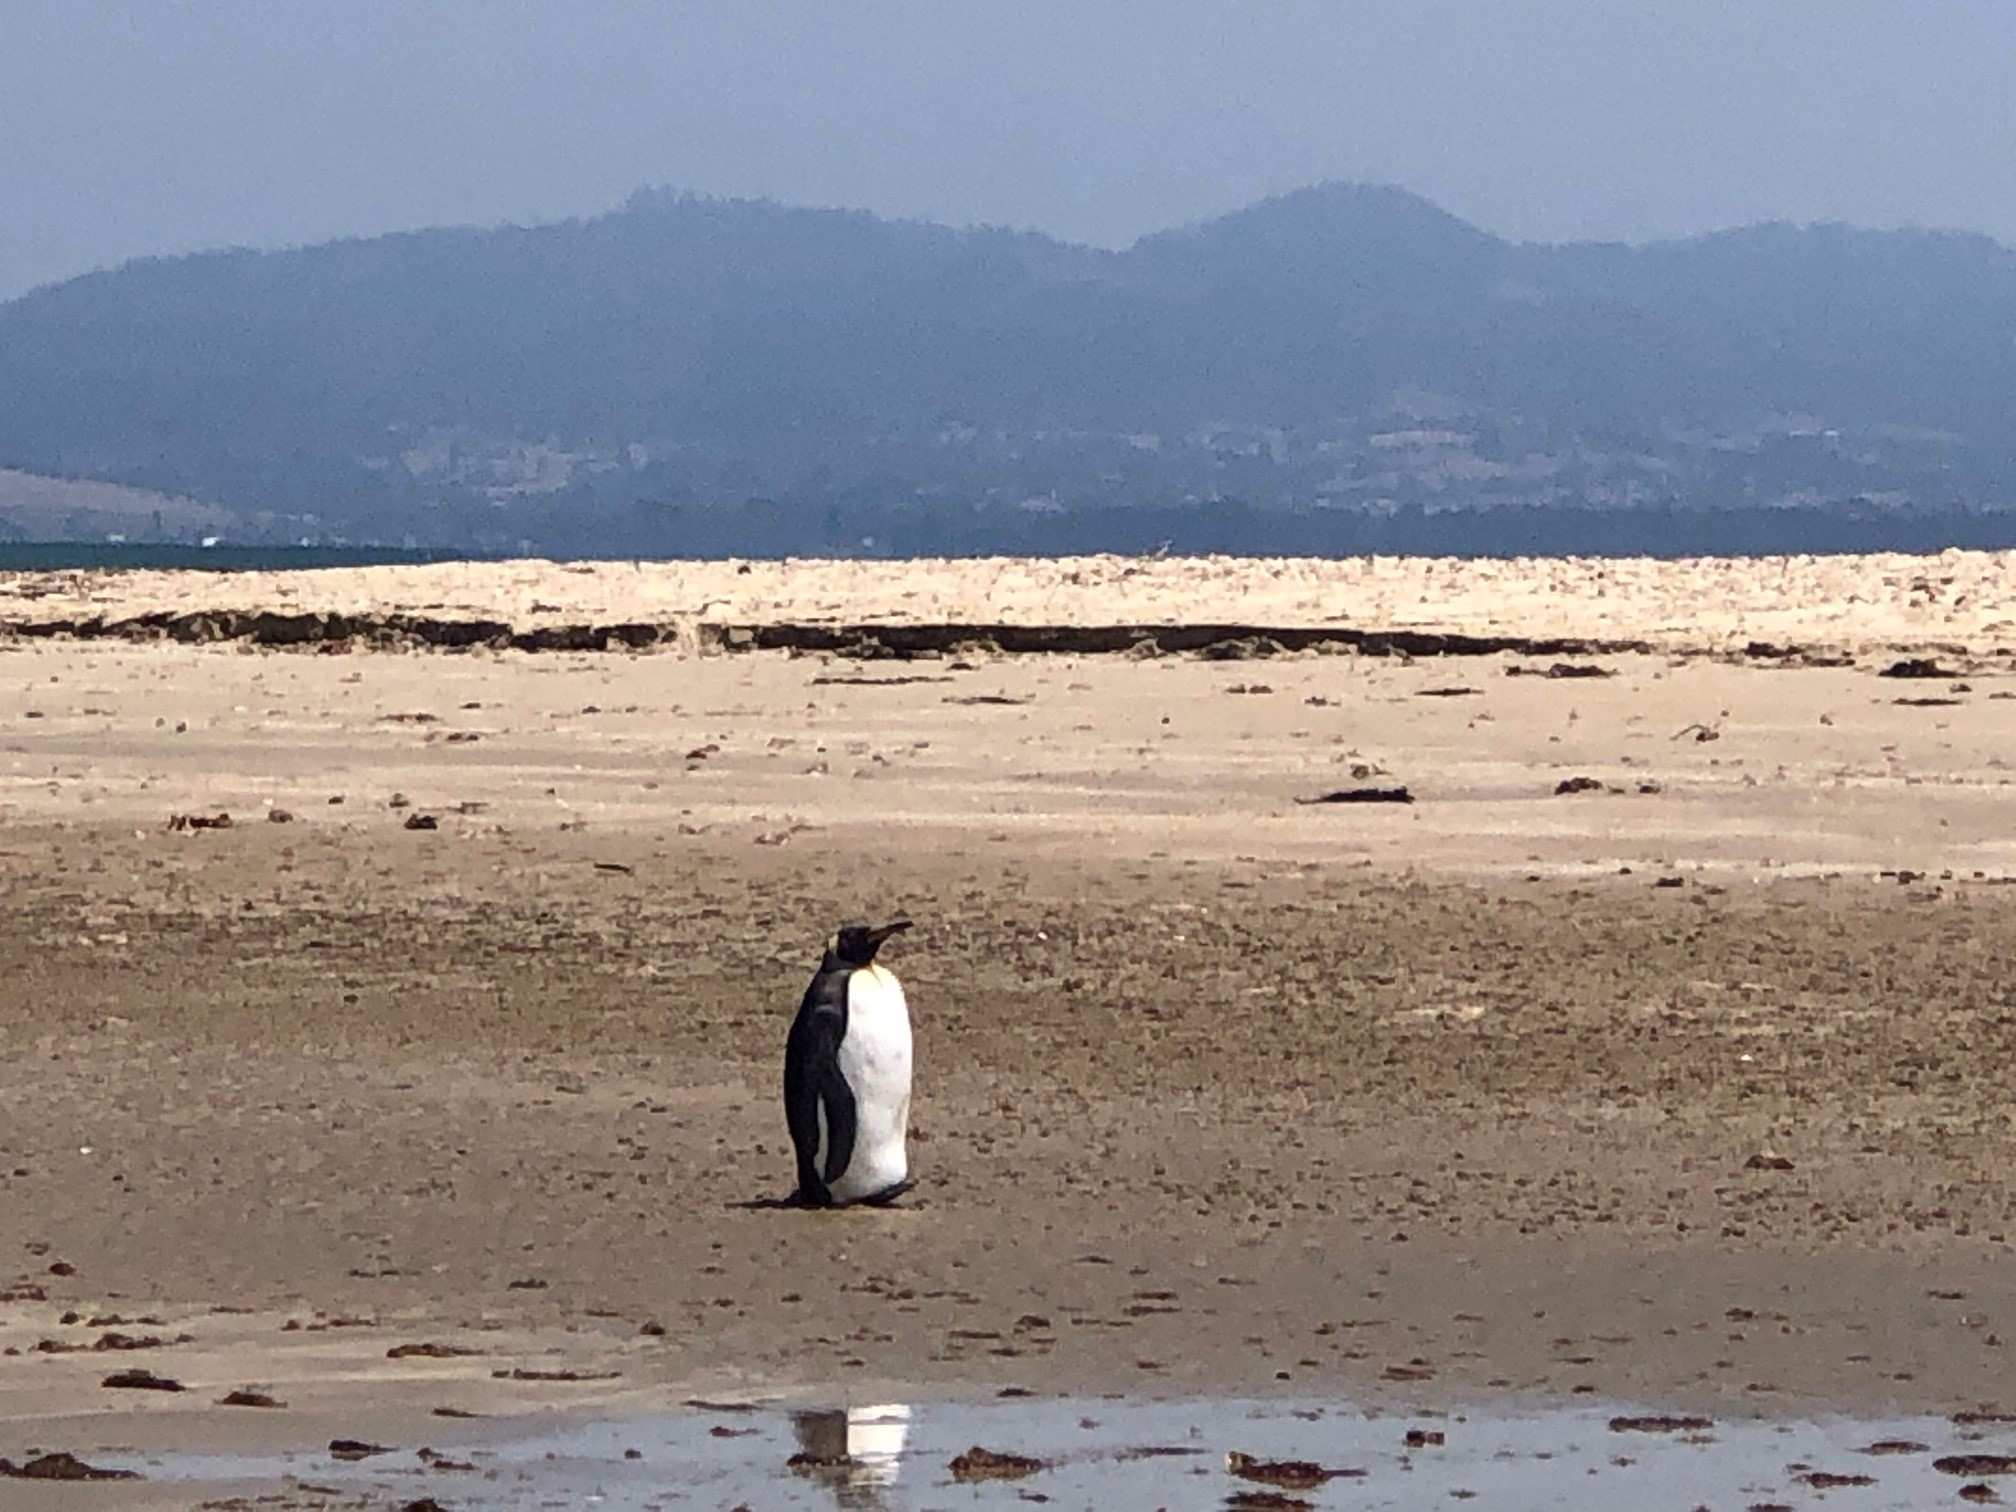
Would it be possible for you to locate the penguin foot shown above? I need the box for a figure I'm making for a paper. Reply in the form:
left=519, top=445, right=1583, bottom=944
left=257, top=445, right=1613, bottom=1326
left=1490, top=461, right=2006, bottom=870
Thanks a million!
left=856, top=1179, right=915, bottom=1207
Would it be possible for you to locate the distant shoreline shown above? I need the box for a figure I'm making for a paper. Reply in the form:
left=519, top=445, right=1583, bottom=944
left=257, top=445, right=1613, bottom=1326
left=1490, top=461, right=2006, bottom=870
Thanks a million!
left=7, top=508, right=2016, bottom=574
left=0, top=542, right=488, bottom=573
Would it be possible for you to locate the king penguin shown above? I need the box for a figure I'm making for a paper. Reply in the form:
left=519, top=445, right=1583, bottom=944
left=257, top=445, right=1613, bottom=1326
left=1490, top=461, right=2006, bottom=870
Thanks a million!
left=784, top=919, right=915, bottom=1208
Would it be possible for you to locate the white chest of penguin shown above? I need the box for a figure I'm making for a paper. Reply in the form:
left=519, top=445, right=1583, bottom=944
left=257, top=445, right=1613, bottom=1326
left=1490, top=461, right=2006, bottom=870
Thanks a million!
left=829, top=964, right=913, bottom=1201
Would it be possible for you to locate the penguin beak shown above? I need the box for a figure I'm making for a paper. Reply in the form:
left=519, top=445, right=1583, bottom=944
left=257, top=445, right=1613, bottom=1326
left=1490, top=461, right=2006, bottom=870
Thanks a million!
left=868, top=919, right=912, bottom=949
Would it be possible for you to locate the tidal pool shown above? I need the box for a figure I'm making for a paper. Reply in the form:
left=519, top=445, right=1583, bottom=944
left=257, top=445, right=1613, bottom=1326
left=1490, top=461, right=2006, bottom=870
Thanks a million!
left=97, top=1393, right=2016, bottom=1509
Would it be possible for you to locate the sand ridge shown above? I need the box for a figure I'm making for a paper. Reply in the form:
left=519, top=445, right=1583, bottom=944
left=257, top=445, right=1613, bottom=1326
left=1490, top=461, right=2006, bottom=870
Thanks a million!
left=1, top=548, right=2013, bottom=656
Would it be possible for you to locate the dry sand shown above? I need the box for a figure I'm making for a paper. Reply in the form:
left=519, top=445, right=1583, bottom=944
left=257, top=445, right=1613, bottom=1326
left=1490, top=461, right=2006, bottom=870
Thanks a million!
left=2, top=552, right=2015, bottom=1506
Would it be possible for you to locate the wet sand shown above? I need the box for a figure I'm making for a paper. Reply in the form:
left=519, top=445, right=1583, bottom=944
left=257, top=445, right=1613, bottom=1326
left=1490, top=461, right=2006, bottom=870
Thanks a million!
left=3, top=554, right=2016, bottom=1505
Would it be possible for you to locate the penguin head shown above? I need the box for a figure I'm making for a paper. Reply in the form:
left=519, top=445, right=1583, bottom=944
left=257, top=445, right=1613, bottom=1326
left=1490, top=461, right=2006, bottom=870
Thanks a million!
left=832, top=918, right=911, bottom=966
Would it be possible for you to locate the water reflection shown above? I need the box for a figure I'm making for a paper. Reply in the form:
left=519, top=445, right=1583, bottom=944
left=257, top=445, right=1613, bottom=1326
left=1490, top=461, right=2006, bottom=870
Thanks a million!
left=788, top=1403, right=913, bottom=1508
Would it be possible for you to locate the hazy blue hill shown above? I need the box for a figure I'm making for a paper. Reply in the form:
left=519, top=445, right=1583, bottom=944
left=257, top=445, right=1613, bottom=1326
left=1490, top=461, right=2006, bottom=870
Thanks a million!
left=1133, top=182, right=1508, bottom=298
left=2, top=181, right=2013, bottom=554
left=1519, top=222, right=2016, bottom=430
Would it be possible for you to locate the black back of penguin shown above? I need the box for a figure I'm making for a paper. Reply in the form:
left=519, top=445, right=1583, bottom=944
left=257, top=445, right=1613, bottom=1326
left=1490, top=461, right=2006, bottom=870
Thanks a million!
left=783, top=944, right=854, bottom=1206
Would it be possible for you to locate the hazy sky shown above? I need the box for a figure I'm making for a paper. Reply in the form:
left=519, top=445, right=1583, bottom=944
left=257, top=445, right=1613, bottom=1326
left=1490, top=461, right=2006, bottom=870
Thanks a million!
left=6, top=0, right=2014, bottom=300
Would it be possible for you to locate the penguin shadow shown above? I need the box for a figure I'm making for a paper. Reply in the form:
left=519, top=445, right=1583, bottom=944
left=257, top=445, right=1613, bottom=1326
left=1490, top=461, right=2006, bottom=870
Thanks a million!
left=732, top=1180, right=919, bottom=1213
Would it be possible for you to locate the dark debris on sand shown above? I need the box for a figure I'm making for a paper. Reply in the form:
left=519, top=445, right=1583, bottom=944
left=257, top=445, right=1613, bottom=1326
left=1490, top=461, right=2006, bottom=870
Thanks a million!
left=1938, top=1455, right=2016, bottom=1476
left=101, top=1368, right=183, bottom=1391
left=1880, top=658, right=1962, bottom=679
left=0, top=1452, right=140, bottom=1481
left=949, top=1445, right=1047, bottom=1481
left=218, top=1388, right=285, bottom=1408
left=1225, top=1450, right=1366, bottom=1490
left=1508, top=662, right=1615, bottom=679
left=387, top=1341, right=485, bottom=1359
left=1296, top=786, right=1414, bottom=805
left=165, top=812, right=233, bottom=832
left=1226, top=1492, right=1316, bottom=1511
left=329, top=1438, right=395, bottom=1460
left=1609, top=1415, right=1713, bottom=1433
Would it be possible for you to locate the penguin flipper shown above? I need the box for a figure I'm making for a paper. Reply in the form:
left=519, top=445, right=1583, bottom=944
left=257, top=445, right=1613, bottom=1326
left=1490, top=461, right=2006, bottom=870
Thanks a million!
left=784, top=986, right=852, bottom=1205
left=815, top=1051, right=858, bottom=1192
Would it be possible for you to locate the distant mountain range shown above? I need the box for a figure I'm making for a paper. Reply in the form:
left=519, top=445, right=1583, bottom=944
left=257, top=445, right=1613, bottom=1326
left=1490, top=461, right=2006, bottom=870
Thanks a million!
left=4, top=182, right=2015, bottom=557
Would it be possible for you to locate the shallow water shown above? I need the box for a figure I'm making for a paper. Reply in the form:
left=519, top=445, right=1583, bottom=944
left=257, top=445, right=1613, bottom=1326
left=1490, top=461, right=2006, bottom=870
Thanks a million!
left=102, top=1393, right=2016, bottom=1509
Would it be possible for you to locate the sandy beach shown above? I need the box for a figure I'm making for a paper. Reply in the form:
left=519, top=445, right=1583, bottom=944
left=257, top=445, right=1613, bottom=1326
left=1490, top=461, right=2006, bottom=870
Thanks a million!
left=3, top=551, right=2016, bottom=1507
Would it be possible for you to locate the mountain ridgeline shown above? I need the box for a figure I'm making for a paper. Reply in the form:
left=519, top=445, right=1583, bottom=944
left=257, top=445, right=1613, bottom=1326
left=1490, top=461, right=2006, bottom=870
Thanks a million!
left=4, top=183, right=2015, bottom=557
